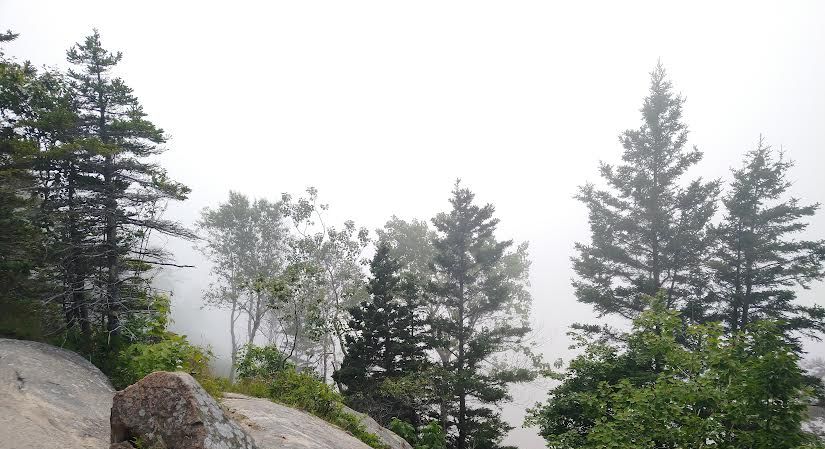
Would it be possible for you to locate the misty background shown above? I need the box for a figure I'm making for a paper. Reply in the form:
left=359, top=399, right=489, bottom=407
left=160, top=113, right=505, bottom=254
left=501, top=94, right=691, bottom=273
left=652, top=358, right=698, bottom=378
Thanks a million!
left=3, top=1, right=824, bottom=446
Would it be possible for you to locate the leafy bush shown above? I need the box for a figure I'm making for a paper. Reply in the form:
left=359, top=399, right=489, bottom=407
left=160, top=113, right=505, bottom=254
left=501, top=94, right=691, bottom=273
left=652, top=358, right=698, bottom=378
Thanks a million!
left=389, top=419, right=446, bottom=449
left=232, top=344, right=387, bottom=449
left=197, top=374, right=231, bottom=399
left=527, top=295, right=821, bottom=449
left=236, top=344, right=293, bottom=380
left=389, top=418, right=417, bottom=444
left=268, top=368, right=343, bottom=419
left=112, top=333, right=212, bottom=389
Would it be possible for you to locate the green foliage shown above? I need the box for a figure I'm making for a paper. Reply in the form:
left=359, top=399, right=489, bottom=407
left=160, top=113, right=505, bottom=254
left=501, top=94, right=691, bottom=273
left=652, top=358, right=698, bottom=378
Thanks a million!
left=232, top=344, right=387, bottom=449
left=573, top=62, right=719, bottom=320
left=390, top=418, right=418, bottom=444
left=268, top=367, right=344, bottom=419
left=336, top=242, right=430, bottom=426
left=527, top=294, right=820, bottom=449
left=197, top=191, right=291, bottom=381
left=0, top=298, right=56, bottom=340
left=390, top=419, right=447, bottom=449
left=280, top=187, right=371, bottom=376
left=709, top=137, right=825, bottom=340
left=0, top=33, right=51, bottom=307
left=417, top=421, right=447, bottom=449
left=236, top=344, right=293, bottom=380
left=112, top=333, right=212, bottom=389
left=429, top=181, right=537, bottom=449
left=197, top=375, right=231, bottom=399
left=63, top=30, right=193, bottom=337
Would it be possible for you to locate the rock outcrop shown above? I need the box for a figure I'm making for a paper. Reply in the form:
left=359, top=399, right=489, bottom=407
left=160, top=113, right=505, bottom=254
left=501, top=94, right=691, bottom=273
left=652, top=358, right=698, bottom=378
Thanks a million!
left=110, top=371, right=257, bottom=449
left=0, top=338, right=413, bottom=449
left=222, top=393, right=377, bottom=449
left=0, top=338, right=114, bottom=449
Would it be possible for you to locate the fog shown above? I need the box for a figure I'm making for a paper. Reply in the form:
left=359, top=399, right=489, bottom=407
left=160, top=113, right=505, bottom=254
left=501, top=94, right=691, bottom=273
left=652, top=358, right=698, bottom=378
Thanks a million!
left=3, top=1, right=825, bottom=446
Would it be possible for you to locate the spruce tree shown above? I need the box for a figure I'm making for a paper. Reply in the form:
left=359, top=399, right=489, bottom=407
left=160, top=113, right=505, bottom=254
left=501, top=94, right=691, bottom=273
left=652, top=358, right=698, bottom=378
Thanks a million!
left=65, top=31, right=193, bottom=336
left=335, top=242, right=428, bottom=426
left=0, top=32, right=88, bottom=337
left=573, top=62, right=719, bottom=321
left=0, top=31, right=42, bottom=305
left=710, top=138, right=825, bottom=341
left=430, top=181, right=534, bottom=449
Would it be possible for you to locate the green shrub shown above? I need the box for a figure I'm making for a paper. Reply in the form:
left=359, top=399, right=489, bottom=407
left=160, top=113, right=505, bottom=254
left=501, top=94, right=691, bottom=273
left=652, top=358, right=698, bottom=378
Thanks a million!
left=236, top=344, right=293, bottom=380
left=112, top=333, right=212, bottom=389
left=231, top=344, right=387, bottom=449
left=268, top=368, right=343, bottom=419
left=389, top=418, right=418, bottom=444
left=334, top=411, right=386, bottom=449
left=229, top=377, right=272, bottom=398
left=197, top=374, right=231, bottom=399
left=416, top=421, right=447, bottom=449
left=389, top=419, right=446, bottom=449
left=0, top=298, right=48, bottom=340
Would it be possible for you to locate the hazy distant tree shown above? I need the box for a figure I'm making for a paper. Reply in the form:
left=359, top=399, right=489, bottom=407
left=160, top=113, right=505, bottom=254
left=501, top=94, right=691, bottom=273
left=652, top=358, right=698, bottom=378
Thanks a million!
left=197, top=191, right=289, bottom=380
left=280, top=187, right=370, bottom=384
left=573, top=62, right=719, bottom=321
left=377, top=216, right=437, bottom=288
left=335, top=242, right=429, bottom=426
left=709, top=138, right=825, bottom=343
left=65, top=30, right=193, bottom=335
left=430, top=181, right=535, bottom=449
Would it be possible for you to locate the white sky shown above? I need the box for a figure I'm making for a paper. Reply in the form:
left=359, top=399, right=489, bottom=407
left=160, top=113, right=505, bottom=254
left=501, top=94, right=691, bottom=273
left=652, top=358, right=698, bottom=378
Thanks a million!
left=3, top=1, right=825, bottom=447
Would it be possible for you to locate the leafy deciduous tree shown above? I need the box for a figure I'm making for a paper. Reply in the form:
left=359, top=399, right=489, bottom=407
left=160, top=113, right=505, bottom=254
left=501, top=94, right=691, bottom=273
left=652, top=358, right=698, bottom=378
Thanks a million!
left=527, top=295, right=820, bottom=449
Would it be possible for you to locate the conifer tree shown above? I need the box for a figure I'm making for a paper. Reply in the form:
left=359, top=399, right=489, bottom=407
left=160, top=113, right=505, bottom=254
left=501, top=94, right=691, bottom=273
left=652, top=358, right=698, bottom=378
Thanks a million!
left=65, top=30, right=192, bottom=335
left=710, top=138, right=825, bottom=341
left=0, top=32, right=87, bottom=335
left=430, top=181, right=534, bottom=449
left=573, top=62, right=719, bottom=321
left=335, top=242, right=429, bottom=426
left=0, top=31, right=42, bottom=305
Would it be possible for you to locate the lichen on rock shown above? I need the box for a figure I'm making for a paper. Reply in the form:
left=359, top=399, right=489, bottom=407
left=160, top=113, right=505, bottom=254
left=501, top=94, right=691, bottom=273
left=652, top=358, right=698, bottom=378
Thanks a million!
left=110, top=371, right=257, bottom=449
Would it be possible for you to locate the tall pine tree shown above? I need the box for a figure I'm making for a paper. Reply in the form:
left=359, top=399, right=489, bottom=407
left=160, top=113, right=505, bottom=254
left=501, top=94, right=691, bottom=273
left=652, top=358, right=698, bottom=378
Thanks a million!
left=573, top=62, right=719, bottom=321
left=335, top=242, right=429, bottom=426
left=430, top=181, right=534, bottom=449
left=65, top=30, right=192, bottom=336
left=710, top=138, right=825, bottom=342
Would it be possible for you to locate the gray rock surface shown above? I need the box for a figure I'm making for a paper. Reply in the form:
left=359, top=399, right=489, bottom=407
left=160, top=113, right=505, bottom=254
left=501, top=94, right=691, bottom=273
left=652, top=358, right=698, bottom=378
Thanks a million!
left=342, top=406, right=413, bottom=449
left=221, top=393, right=375, bottom=449
left=0, top=338, right=114, bottom=449
left=111, top=371, right=257, bottom=449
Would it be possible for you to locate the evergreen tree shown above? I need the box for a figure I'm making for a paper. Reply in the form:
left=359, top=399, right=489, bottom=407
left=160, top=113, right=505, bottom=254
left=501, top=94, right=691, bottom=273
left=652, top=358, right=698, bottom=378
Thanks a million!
left=573, top=62, right=719, bottom=321
left=0, top=31, right=42, bottom=305
left=710, top=138, right=825, bottom=342
left=65, top=30, right=193, bottom=336
left=335, top=242, right=429, bottom=426
left=0, top=31, right=84, bottom=331
left=430, top=181, right=534, bottom=449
